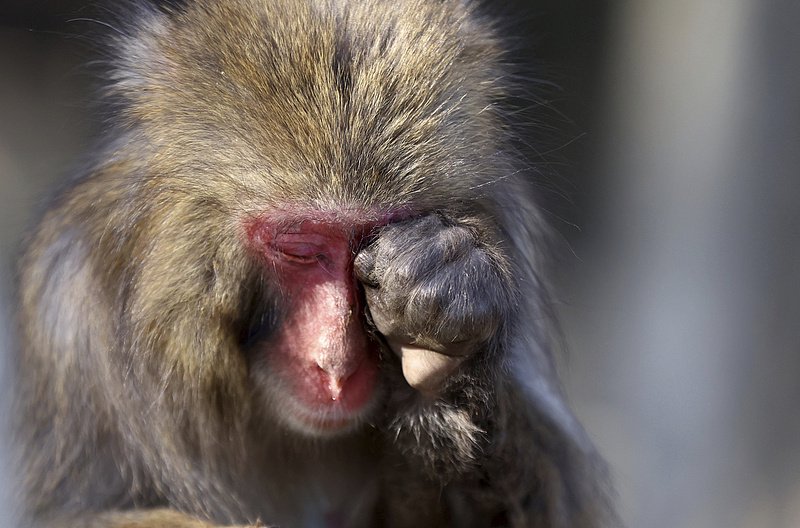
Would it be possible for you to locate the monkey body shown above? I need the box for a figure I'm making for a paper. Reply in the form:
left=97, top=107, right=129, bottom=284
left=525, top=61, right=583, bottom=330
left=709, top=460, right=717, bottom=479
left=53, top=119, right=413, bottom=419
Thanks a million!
left=14, top=1, right=613, bottom=527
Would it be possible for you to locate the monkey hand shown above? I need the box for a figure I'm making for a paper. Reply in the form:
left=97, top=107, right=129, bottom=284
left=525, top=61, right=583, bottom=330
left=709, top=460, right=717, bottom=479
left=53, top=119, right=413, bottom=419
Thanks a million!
left=355, top=213, right=513, bottom=396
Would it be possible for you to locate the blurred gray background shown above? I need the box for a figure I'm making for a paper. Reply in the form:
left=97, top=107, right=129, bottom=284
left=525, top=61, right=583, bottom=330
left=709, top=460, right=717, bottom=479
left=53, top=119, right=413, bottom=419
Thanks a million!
left=1, top=1, right=799, bottom=527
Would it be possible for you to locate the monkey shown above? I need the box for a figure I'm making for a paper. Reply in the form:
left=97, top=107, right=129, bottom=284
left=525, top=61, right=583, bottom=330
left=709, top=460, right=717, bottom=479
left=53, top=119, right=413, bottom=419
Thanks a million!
left=12, top=0, right=615, bottom=527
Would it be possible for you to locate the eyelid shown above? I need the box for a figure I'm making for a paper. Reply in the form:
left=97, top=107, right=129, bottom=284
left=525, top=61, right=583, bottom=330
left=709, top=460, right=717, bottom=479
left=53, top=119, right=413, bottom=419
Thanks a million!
left=270, top=234, right=326, bottom=264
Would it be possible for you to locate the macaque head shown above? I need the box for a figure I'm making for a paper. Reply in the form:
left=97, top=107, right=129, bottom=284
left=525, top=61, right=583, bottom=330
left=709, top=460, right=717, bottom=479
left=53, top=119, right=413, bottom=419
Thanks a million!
left=104, top=0, right=508, bottom=440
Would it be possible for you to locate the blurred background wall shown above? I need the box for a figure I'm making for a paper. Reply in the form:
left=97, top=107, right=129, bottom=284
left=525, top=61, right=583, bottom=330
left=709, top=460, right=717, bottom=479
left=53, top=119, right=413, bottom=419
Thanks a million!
left=1, top=1, right=798, bottom=527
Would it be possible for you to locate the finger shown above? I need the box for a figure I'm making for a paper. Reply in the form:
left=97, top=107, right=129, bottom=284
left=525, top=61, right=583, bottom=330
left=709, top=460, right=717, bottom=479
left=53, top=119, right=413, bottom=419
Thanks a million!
left=354, top=247, right=378, bottom=286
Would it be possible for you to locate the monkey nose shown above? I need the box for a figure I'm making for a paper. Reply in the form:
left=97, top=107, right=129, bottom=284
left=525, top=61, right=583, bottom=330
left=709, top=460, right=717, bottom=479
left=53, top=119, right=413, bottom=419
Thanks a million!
left=312, top=356, right=375, bottom=409
left=315, top=358, right=360, bottom=398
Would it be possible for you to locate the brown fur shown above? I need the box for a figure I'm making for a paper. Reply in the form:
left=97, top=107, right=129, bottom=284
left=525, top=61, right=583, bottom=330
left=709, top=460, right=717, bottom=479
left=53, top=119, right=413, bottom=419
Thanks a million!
left=14, top=1, right=615, bottom=527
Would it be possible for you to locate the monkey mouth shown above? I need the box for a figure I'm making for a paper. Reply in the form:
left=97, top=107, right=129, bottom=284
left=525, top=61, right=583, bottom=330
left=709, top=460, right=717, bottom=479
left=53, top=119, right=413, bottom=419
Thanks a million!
left=296, top=411, right=363, bottom=433
left=283, top=397, right=377, bottom=437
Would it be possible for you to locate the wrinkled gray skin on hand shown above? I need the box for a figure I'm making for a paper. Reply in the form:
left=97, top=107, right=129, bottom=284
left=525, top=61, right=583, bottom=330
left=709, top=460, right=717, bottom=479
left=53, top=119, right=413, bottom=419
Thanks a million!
left=355, top=213, right=513, bottom=396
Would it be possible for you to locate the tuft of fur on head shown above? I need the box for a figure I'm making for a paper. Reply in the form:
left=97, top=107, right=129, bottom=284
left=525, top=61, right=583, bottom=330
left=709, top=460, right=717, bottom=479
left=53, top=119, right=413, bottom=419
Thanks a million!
left=103, top=0, right=512, bottom=209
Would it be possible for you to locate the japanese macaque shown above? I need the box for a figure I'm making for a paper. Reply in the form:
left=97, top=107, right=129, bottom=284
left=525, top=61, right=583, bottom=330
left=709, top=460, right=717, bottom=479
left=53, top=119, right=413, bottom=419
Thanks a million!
left=13, top=0, right=614, bottom=527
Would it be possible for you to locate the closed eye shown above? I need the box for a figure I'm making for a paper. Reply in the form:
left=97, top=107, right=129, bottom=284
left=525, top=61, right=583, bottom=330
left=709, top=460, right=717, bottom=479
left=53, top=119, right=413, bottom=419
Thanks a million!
left=270, top=241, right=323, bottom=265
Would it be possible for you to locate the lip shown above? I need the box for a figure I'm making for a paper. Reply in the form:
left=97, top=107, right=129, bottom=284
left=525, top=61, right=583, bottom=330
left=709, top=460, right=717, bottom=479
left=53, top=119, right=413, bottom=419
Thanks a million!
left=285, top=401, right=372, bottom=436
left=297, top=411, right=361, bottom=432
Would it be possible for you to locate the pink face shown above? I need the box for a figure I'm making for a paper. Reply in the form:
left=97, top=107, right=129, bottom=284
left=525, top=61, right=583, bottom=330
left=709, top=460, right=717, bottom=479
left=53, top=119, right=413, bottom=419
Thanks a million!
left=245, top=208, right=403, bottom=436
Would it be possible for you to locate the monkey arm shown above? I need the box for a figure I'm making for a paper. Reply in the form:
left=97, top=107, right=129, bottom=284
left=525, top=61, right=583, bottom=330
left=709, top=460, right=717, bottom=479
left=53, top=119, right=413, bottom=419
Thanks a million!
left=354, top=211, right=614, bottom=527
